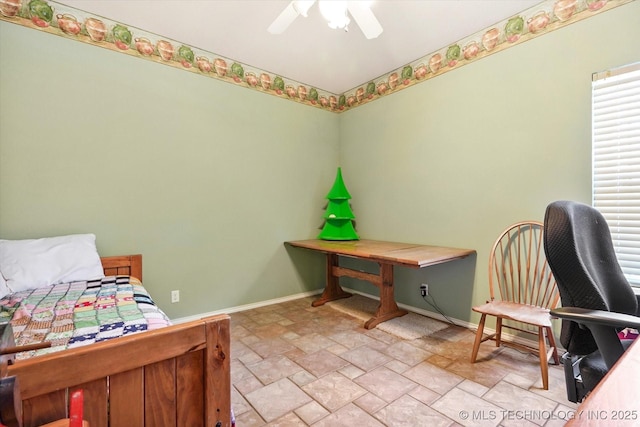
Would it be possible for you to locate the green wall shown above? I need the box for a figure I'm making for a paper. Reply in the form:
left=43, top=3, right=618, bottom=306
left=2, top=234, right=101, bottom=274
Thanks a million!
left=0, top=22, right=336, bottom=318
left=338, top=1, right=640, bottom=323
left=1, top=2, right=639, bottom=325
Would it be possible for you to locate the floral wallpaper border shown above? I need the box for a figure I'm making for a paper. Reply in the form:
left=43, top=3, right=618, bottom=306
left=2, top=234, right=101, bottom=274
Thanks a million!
left=0, top=0, right=634, bottom=113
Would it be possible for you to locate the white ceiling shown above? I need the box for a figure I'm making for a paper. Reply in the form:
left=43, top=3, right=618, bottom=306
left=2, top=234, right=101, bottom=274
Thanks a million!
left=60, top=0, right=542, bottom=94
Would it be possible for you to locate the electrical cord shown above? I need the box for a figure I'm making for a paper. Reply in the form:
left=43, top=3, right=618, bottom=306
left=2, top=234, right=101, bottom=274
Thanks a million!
left=421, top=293, right=456, bottom=326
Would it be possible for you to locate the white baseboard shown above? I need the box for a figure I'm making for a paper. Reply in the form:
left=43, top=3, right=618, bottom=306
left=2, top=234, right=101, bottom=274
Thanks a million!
left=170, top=289, right=323, bottom=324
left=171, top=287, right=542, bottom=349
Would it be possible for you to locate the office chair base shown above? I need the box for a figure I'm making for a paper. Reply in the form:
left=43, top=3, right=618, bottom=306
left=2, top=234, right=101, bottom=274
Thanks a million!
left=561, top=352, right=587, bottom=403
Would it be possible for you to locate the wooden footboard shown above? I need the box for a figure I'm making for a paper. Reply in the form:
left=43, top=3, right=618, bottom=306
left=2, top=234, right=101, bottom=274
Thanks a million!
left=7, top=314, right=231, bottom=427
left=1, top=255, right=231, bottom=427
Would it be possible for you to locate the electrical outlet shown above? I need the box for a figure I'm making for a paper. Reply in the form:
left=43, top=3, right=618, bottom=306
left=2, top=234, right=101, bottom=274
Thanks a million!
left=420, top=283, right=428, bottom=297
left=171, top=290, right=180, bottom=303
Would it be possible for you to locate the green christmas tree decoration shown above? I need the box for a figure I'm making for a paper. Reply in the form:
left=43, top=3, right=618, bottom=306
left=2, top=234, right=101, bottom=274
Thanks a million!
left=324, top=199, right=355, bottom=219
left=318, top=168, right=359, bottom=240
left=325, top=168, right=352, bottom=200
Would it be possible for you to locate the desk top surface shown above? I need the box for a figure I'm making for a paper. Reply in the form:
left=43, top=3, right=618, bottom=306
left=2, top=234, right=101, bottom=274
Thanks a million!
left=286, top=239, right=475, bottom=268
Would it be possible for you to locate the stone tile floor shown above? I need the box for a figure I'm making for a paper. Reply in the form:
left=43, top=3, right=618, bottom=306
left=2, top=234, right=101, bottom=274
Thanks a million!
left=230, top=296, right=577, bottom=426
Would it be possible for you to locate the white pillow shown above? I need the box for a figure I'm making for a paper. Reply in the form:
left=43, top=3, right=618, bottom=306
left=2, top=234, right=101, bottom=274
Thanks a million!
left=0, top=234, right=105, bottom=292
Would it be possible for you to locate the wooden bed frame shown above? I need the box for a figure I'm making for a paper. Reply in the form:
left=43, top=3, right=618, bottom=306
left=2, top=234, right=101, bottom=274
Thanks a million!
left=1, top=255, right=231, bottom=427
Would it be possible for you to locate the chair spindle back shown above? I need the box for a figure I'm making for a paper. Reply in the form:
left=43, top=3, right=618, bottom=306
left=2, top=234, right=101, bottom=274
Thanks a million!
left=489, top=221, right=559, bottom=309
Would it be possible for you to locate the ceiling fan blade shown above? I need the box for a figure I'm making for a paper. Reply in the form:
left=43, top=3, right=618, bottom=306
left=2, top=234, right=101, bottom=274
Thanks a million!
left=347, top=1, right=383, bottom=39
left=268, top=2, right=301, bottom=34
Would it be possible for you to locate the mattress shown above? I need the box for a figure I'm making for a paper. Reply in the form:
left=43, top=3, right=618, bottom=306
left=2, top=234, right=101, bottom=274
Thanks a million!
left=0, top=275, right=171, bottom=359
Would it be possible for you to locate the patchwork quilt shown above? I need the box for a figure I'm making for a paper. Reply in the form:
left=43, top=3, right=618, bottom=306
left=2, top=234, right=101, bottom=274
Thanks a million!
left=0, top=276, right=171, bottom=360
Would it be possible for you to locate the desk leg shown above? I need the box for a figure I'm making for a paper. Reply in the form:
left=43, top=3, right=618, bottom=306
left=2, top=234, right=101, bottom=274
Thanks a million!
left=312, top=253, right=352, bottom=307
left=364, top=263, right=408, bottom=329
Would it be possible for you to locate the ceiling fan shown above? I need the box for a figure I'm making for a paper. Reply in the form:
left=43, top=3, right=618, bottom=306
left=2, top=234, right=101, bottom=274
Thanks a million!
left=268, top=0, right=383, bottom=39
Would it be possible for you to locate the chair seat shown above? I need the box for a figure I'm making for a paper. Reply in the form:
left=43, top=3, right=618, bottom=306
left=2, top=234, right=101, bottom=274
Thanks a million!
left=473, top=301, right=552, bottom=327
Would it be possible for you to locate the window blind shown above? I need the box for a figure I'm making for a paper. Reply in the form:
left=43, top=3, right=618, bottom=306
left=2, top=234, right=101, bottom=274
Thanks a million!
left=592, top=63, right=640, bottom=285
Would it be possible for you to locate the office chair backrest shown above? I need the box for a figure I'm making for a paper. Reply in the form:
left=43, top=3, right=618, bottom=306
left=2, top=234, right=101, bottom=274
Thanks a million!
left=543, top=200, right=638, bottom=355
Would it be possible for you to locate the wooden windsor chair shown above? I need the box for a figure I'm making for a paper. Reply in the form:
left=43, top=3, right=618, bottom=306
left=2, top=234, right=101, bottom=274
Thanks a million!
left=470, top=221, right=560, bottom=390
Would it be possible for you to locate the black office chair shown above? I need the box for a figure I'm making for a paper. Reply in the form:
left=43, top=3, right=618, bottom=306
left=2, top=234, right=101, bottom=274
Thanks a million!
left=543, top=200, right=640, bottom=402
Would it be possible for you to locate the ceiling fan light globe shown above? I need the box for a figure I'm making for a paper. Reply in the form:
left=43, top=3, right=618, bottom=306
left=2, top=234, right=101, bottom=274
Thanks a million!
left=270, top=0, right=382, bottom=38
left=328, top=16, right=350, bottom=29
left=319, top=0, right=349, bottom=28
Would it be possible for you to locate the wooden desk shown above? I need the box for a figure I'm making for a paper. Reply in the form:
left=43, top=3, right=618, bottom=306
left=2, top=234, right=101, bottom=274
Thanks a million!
left=566, top=338, right=640, bottom=426
left=286, top=239, right=475, bottom=329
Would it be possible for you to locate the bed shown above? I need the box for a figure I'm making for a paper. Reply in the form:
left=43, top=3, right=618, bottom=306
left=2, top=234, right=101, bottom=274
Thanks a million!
left=0, top=250, right=231, bottom=427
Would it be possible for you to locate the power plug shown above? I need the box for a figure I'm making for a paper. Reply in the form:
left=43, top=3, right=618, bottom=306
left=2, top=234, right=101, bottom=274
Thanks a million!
left=420, top=283, right=428, bottom=297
